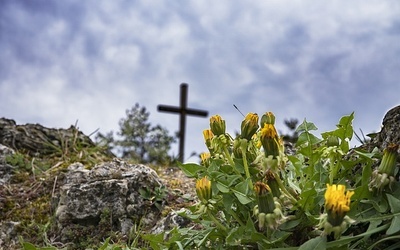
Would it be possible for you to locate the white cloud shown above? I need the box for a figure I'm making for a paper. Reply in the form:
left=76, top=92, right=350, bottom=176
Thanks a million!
left=1, top=0, right=399, bottom=162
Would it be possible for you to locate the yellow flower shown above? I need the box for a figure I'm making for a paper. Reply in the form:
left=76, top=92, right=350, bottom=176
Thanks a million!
left=260, top=123, right=280, bottom=158
left=203, top=129, right=214, bottom=141
left=196, top=176, right=212, bottom=203
left=241, top=113, right=259, bottom=140
left=209, top=115, right=226, bottom=136
left=200, top=152, right=211, bottom=165
left=325, top=184, right=354, bottom=227
left=203, top=129, right=214, bottom=152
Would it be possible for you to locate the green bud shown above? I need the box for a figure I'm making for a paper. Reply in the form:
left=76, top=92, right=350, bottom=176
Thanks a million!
left=265, top=170, right=281, bottom=197
left=210, top=115, right=226, bottom=136
left=254, top=182, right=275, bottom=214
left=378, top=144, right=398, bottom=176
left=241, top=113, right=259, bottom=140
left=260, top=112, right=275, bottom=127
left=260, top=124, right=280, bottom=158
left=327, top=136, right=339, bottom=147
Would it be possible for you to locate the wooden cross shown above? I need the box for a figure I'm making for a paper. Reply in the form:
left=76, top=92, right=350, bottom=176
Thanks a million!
left=158, top=83, right=208, bottom=162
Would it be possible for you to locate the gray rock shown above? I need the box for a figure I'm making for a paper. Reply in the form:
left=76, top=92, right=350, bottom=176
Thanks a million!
left=373, top=105, right=400, bottom=150
left=56, top=159, right=165, bottom=240
left=150, top=211, right=191, bottom=235
left=0, top=144, right=15, bottom=185
left=0, top=221, right=20, bottom=248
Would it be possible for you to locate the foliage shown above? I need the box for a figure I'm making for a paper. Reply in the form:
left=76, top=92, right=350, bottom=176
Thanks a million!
left=96, top=103, right=176, bottom=164
left=140, top=111, right=400, bottom=249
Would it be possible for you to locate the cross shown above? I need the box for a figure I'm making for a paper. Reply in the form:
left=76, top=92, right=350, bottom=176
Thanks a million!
left=158, top=83, right=208, bottom=162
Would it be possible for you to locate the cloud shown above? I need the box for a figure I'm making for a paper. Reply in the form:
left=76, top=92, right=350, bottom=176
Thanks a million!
left=1, top=0, right=399, bottom=161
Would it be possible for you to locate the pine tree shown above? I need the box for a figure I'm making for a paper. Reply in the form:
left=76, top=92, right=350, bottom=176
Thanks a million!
left=96, top=103, right=176, bottom=164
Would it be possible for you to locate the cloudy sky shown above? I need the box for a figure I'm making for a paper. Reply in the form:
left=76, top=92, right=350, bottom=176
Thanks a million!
left=1, top=1, right=399, bottom=162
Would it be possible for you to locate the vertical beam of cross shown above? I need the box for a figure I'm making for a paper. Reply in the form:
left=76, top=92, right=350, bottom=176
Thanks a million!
left=158, top=83, right=208, bottom=162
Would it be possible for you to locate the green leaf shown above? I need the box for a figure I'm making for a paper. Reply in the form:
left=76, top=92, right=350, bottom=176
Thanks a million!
left=387, top=194, right=400, bottom=213
left=196, top=228, right=214, bottom=247
left=298, top=236, right=326, bottom=250
left=297, top=132, right=321, bottom=147
left=296, top=119, right=318, bottom=133
left=98, top=237, right=110, bottom=250
left=178, top=162, right=204, bottom=178
left=387, top=215, right=400, bottom=235
left=279, top=218, right=302, bottom=231
left=21, top=242, right=37, bottom=250
left=232, top=179, right=253, bottom=204
left=216, top=175, right=241, bottom=193
left=298, top=188, right=317, bottom=211
left=326, top=223, right=390, bottom=248
left=337, top=112, right=354, bottom=139
left=174, top=241, right=184, bottom=250
left=222, top=193, right=235, bottom=212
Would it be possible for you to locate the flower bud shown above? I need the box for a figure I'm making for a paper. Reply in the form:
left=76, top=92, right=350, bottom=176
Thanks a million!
left=264, top=170, right=281, bottom=197
left=254, top=182, right=275, bottom=214
left=260, top=123, right=280, bottom=158
left=210, top=115, right=226, bottom=136
left=203, top=129, right=214, bottom=152
left=260, top=112, right=275, bottom=127
left=196, top=176, right=212, bottom=203
left=378, top=144, right=398, bottom=176
left=369, top=144, right=399, bottom=192
left=253, top=182, right=285, bottom=231
left=241, top=113, right=259, bottom=140
left=200, top=152, right=211, bottom=166
left=327, top=136, right=339, bottom=147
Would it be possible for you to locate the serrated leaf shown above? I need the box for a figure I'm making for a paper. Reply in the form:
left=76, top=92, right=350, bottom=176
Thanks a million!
left=298, top=236, right=326, bottom=250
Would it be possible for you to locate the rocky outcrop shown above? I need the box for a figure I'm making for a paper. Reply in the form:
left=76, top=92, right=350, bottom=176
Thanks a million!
left=0, top=118, right=114, bottom=157
left=55, top=159, right=165, bottom=242
left=371, top=105, right=400, bottom=150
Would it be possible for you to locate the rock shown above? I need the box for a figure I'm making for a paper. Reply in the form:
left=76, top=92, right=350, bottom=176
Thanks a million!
left=150, top=211, right=191, bottom=235
left=55, top=159, right=166, bottom=242
left=0, top=144, right=15, bottom=185
left=0, top=117, right=114, bottom=157
left=372, top=105, right=400, bottom=150
left=0, top=221, right=20, bottom=248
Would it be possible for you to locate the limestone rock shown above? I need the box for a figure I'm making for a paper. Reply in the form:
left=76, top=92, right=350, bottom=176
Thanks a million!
left=0, top=144, right=15, bottom=185
left=150, top=211, right=191, bottom=235
left=372, top=105, right=400, bottom=150
left=0, top=117, right=114, bottom=157
left=55, top=159, right=165, bottom=241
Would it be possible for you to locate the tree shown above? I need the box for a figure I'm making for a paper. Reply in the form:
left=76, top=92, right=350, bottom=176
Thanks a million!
left=96, top=103, right=176, bottom=164
left=282, top=118, right=299, bottom=143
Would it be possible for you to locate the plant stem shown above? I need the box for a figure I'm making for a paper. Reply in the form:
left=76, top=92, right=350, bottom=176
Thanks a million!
left=273, top=172, right=297, bottom=204
left=207, top=210, right=228, bottom=232
left=240, top=145, right=253, bottom=189
left=223, top=147, right=235, bottom=166
left=229, top=210, right=245, bottom=227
